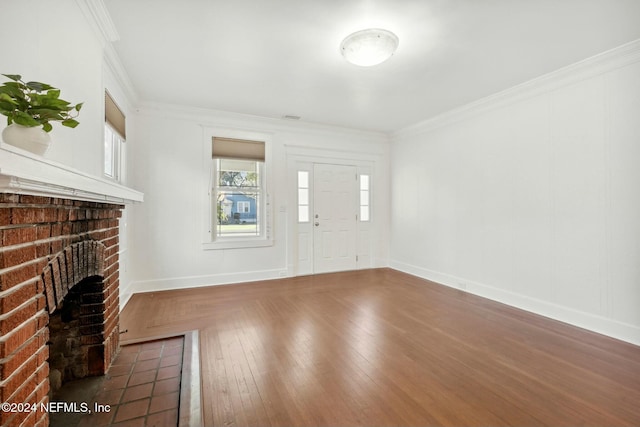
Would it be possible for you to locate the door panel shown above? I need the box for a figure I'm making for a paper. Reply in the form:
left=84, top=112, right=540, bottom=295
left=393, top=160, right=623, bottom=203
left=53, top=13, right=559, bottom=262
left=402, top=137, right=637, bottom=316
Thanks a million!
left=313, top=163, right=357, bottom=273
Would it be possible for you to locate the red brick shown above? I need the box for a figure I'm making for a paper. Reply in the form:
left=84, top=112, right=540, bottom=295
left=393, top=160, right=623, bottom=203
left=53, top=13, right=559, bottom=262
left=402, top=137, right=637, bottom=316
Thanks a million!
left=58, top=253, right=70, bottom=297
left=0, top=263, right=38, bottom=291
left=35, top=242, right=49, bottom=258
left=35, top=225, right=51, bottom=240
left=35, top=277, right=44, bottom=294
left=34, top=412, right=48, bottom=427
left=6, top=376, right=37, bottom=406
left=35, top=259, right=48, bottom=275
left=42, top=267, right=55, bottom=313
left=1, top=226, right=37, bottom=246
left=0, top=353, right=38, bottom=401
left=0, top=194, right=124, bottom=409
left=0, top=245, right=37, bottom=269
left=21, top=410, right=37, bottom=427
left=18, top=195, right=51, bottom=205
left=51, top=259, right=64, bottom=307
left=35, top=380, right=49, bottom=403
left=37, top=327, right=48, bottom=349
left=0, top=411, right=16, bottom=426
left=0, top=280, right=37, bottom=313
left=50, top=239, right=63, bottom=254
left=64, top=248, right=76, bottom=287
left=61, top=222, right=72, bottom=235
left=35, top=311, right=47, bottom=330
left=0, top=193, right=19, bottom=203
left=10, top=208, right=45, bottom=225
left=0, top=335, right=40, bottom=378
left=34, top=361, right=48, bottom=384
left=56, top=208, right=69, bottom=222
left=35, top=294, right=46, bottom=312
left=0, top=299, right=38, bottom=335
left=50, top=223, right=62, bottom=237
left=0, top=208, right=10, bottom=226
left=72, top=221, right=88, bottom=234
left=43, top=208, right=57, bottom=222
left=0, top=316, right=37, bottom=359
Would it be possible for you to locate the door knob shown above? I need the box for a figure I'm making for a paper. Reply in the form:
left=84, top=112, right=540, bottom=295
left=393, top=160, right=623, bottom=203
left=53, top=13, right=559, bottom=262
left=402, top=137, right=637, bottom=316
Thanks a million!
left=315, top=222, right=319, bottom=226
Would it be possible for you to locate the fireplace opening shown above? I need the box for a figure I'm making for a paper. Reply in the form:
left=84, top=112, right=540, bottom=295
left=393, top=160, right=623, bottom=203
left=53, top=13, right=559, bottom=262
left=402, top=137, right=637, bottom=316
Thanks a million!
left=47, top=276, right=107, bottom=394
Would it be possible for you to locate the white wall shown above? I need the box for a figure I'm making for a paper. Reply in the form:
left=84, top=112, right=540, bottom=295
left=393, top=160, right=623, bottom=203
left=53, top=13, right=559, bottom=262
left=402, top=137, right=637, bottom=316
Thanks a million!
left=128, top=104, right=390, bottom=292
left=390, top=41, right=640, bottom=345
left=1, top=0, right=141, bottom=309
left=103, top=63, right=139, bottom=309
left=0, top=0, right=107, bottom=175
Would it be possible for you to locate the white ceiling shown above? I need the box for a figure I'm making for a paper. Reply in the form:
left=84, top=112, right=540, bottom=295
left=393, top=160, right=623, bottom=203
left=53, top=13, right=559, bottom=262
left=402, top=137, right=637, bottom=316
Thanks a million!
left=105, top=0, right=640, bottom=133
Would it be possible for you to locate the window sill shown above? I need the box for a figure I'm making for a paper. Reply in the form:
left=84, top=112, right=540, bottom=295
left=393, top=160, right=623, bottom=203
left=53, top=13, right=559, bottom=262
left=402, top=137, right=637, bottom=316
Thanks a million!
left=202, top=237, right=273, bottom=250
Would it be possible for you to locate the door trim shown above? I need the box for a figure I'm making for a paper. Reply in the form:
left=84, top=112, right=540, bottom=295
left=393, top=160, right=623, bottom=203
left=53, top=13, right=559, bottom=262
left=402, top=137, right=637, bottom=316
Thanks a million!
left=287, top=152, right=374, bottom=277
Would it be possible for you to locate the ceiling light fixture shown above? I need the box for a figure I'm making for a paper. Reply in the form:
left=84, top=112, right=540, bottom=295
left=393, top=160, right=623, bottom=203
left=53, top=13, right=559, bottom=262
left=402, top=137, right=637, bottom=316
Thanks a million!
left=340, top=28, right=399, bottom=67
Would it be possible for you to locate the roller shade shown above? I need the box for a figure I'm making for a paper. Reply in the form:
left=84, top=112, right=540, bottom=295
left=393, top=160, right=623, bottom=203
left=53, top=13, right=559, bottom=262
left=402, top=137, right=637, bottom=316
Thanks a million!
left=212, top=137, right=265, bottom=161
left=105, top=91, right=126, bottom=139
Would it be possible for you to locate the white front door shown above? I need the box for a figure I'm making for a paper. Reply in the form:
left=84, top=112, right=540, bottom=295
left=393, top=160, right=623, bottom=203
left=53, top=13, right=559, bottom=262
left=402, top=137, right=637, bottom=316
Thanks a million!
left=313, top=163, right=358, bottom=273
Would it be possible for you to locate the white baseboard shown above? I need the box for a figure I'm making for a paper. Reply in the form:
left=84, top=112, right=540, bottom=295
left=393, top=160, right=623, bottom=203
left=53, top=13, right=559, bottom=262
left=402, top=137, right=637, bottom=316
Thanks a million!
left=127, top=268, right=287, bottom=296
left=389, top=260, right=640, bottom=347
left=119, top=280, right=134, bottom=311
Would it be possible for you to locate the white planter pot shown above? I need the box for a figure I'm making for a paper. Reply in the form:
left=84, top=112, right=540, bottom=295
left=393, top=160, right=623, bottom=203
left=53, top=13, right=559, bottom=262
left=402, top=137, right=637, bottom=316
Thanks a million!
left=2, top=123, right=52, bottom=155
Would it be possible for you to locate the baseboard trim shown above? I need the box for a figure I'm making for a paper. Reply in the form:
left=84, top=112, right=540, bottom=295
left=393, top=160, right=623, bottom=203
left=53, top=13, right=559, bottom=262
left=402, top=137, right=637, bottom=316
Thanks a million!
left=119, top=280, right=134, bottom=311
left=389, top=260, right=640, bottom=346
left=128, top=268, right=286, bottom=294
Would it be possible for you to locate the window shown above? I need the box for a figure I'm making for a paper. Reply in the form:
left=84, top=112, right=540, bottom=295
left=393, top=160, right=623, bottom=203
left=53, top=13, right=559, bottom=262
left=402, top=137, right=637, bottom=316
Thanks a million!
left=104, top=91, right=126, bottom=182
left=237, top=201, right=250, bottom=213
left=297, top=171, right=310, bottom=223
left=104, top=125, right=125, bottom=180
left=211, top=137, right=269, bottom=244
left=360, top=174, right=370, bottom=221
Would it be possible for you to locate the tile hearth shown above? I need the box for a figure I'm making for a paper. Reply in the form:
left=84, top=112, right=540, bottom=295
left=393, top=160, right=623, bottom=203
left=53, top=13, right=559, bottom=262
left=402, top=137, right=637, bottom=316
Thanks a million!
left=50, top=337, right=184, bottom=427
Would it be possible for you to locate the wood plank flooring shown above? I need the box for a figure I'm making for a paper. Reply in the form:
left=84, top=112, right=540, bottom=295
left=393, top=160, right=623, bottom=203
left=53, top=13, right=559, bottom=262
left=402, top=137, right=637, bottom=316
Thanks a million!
left=120, top=268, right=640, bottom=426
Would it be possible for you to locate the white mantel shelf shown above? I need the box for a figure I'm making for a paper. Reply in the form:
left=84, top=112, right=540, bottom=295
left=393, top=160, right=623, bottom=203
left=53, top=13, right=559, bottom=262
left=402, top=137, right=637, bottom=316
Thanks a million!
left=0, top=143, right=144, bottom=204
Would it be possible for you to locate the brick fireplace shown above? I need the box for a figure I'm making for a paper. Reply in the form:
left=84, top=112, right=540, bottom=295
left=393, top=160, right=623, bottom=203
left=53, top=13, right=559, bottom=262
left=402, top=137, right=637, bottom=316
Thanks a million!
left=0, top=195, right=123, bottom=426
left=0, top=145, right=143, bottom=427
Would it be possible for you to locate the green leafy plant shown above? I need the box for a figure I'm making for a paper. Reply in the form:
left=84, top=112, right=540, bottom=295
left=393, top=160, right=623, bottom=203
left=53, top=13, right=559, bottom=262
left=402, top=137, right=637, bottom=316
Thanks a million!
left=0, top=74, right=82, bottom=132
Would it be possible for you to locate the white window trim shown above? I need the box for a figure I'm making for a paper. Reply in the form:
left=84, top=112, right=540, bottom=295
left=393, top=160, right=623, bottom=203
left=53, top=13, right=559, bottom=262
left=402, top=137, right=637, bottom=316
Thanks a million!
left=202, top=127, right=273, bottom=250
left=359, top=173, right=370, bottom=222
left=297, top=170, right=310, bottom=223
left=104, top=122, right=126, bottom=183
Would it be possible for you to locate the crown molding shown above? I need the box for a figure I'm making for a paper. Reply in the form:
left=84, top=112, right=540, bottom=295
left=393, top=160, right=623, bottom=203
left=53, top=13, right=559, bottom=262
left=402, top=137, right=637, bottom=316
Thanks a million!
left=76, top=0, right=120, bottom=44
left=75, top=0, right=139, bottom=108
left=393, top=39, right=640, bottom=141
left=138, top=101, right=390, bottom=142
left=103, top=44, right=140, bottom=108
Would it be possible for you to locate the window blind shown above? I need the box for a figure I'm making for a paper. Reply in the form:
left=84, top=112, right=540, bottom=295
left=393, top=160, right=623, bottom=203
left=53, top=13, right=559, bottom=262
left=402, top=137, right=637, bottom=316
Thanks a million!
left=212, top=137, right=265, bottom=161
left=105, top=91, right=126, bottom=139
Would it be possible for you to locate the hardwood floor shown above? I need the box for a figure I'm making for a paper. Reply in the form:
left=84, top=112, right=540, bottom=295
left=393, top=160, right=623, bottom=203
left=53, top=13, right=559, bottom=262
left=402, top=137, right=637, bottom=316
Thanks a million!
left=120, top=268, right=640, bottom=426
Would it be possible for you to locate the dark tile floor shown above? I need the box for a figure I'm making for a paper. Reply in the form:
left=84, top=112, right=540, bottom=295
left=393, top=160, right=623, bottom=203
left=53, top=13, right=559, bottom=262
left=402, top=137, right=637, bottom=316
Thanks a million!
left=50, top=336, right=184, bottom=427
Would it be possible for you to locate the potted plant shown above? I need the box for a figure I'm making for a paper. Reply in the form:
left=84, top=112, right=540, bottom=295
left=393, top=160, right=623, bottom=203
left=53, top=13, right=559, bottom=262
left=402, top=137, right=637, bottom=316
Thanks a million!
left=0, top=74, right=83, bottom=155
